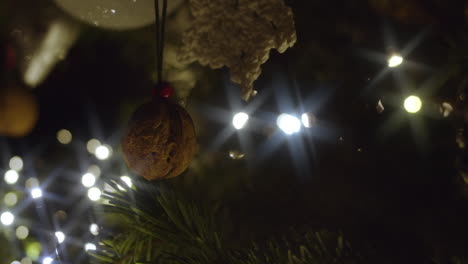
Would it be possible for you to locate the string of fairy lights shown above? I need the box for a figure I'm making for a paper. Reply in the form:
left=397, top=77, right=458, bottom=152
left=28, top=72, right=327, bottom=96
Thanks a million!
left=0, top=52, right=454, bottom=264
left=231, top=54, right=423, bottom=137
left=1, top=127, right=133, bottom=264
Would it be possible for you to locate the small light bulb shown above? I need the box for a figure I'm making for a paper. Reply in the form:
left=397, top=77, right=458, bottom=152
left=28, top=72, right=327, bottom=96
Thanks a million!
left=85, top=243, right=97, bottom=251
left=57, top=129, right=72, bottom=144
left=232, top=112, right=249, bottom=130
left=4, top=192, right=18, bottom=207
left=81, top=173, right=96, bottom=188
left=42, top=257, right=54, bottom=264
left=388, top=54, right=403, bottom=68
left=89, top=223, right=99, bottom=235
left=11, top=261, right=21, bottom=264
left=86, top=139, right=101, bottom=154
left=277, top=114, right=302, bottom=135
left=88, top=187, right=102, bottom=201
left=31, top=188, right=43, bottom=199
left=95, top=145, right=110, bottom=160
left=1, top=211, right=15, bottom=226
left=404, top=95, right=422, bottom=113
left=16, top=226, right=30, bottom=240
left=9, top=156, right=24, bottom=171
left=55, top=231, right=65, bottom=243
left=4, top=170, right=19, bottom=184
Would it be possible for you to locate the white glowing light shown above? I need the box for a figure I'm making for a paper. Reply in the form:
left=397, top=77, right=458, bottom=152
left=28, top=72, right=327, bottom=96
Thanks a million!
left=232, top=112, right=249, bottom=130
left=89, top=223, right=99, bottom=235
left=85, top=242, right=97, bottom=251
left=81, top=173, right=96, bottom=188
left=57, top=129, right=72, bottom=144
left=277, top=114, right=302, bottom=135
left=55, top=231, right=65, bottom=243
left=5, top=170, right=19, bottom=184
left=118, top=176, right=133, bottom=191
left=388, top=54, right=403, bottom=68
left=42, top=257, right=54, bottom=264
left=86, top=139, right=101, bottom=154
left=404, top=95, right=422, bottom=113
left=31, top=188, right=43, bottom=199
left=1, top=211, right=15, bottom=226
left=9, top=156, right=24, bottom=171
left=87, top=165, right=101, bottom=177
left=4, top=192, right=18, bottom=207
left=95, top=145, right=110, bottom=160
left=11, top=261, right=21, bottom=264
left=88, top=187, right=102, bottom=201
left=16, top=226, right=30, bottom=240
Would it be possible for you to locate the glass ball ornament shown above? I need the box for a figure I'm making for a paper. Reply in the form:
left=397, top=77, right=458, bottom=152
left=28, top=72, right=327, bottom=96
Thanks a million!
left=121, top=97, right=197, bottom=180
left=54, top=0, right=184, bottom=31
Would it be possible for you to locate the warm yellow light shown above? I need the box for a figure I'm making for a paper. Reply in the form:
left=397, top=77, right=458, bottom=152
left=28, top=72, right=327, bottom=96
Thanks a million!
left=4, top=192, right=18, bottom=207
left=57, top=129, right=72, bottom=144
left=404, top=95, right=422, bottom=113
left=16, top=226, right=30, bottom=240
left=388, top=54, right=403, bottom=68
left=9, top=156, right=24, bottom=171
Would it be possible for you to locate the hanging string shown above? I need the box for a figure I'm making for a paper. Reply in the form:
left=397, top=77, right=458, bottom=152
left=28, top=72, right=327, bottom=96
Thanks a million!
left=154, top=0, right=168, bottom=85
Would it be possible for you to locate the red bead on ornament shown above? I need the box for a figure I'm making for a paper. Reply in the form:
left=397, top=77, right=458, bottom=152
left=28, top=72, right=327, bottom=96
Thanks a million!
left=153, top=82, right=174, bottom=98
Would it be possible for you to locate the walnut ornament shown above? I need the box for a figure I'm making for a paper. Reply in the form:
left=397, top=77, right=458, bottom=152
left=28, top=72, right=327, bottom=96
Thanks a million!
left=121, top=91, right=197, bottom=181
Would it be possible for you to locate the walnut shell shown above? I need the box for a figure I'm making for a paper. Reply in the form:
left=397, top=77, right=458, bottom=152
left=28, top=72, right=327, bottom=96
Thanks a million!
left=121, top=99, right=197, bottom=180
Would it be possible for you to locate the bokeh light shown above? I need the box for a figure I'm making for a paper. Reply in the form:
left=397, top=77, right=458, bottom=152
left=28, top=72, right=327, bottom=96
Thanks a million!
left=31, top=188, right=43, bottom=199
left=57, top=129, right=72, bottom=144
left=4, top=192, right=18, bottom=207
left=87, top=165, right=101, bottom=177
left=55, top=231, right=65, bottom=244
left=11, top=261, right=20, bottom=264
left=277, top=114, right=301, bottom=135
left=86, top=139, right=101, bottom=154
left=42, top=257, right=53, bottom=264
left=21, top=258, right=32, bottom=264
left=232, top=112, right=249, bottom=130
left=9, top=156, right=24, bottom=171
left=25, top=178, right=40, bottom=189
left=5, top=170, right=19, bottom=184
left=301, top=113, right=316, bottom=128
left=81, top=173, right=96, bottom=188
left=85, top=242, right=97, bottom=251
left=88, top=187, right=102, bottom=201
left=25, top=242, right=41, bottom=260
left=16, top=226, right=30, bottom=240
left=404, top=95, right=422, bottom=113
left=388, top=54, right=403, bottom=68
left=229, top=150, right=245, bottom=160
left=1, top=211, right=15, bottom=226
left=95, top=145, right=111, bottom=160
left=89, top=223, right=99, bottom=235
left=120, top=175, right=133, bottom=189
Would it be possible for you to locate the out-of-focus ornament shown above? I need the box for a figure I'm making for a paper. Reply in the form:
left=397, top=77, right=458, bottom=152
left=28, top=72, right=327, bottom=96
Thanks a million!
left=54, top=0, right=183, bottom=30
left=22, top=19, right=80, bottom=87
left=229, top=150, right=245, bottom=160
left=0, top=87, right=39, bottom=137
left=122, top=96, right=197, bottom=180
left=439, top=102, right=454, bottom=118
left=179, top=0, right=297, bottom=100
left=456, top=129, right=465, bottom=149
left=376, top=99, right=385, bottom=114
